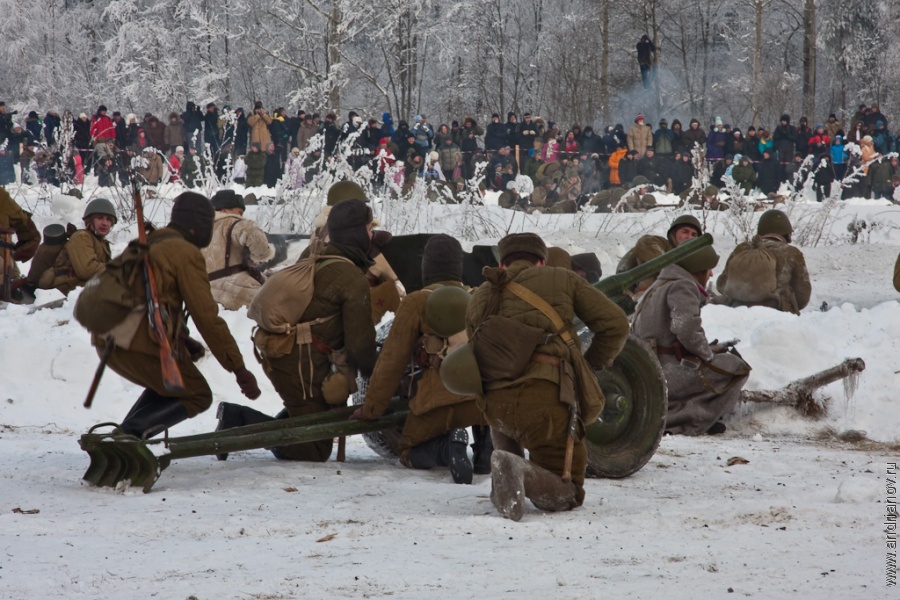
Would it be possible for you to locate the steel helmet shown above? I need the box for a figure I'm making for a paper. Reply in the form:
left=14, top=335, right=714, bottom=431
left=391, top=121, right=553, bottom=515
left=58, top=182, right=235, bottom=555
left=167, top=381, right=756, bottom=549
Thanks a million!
left=757, top=209, right=793, bottom=237
left=666, top=214, right=702, bottom=243
left=677, top=245, right=719, bottom=274
left=326, top=181, right=367, bottom=206
left=425, top=285, right=470, bottom=338
left=439, top=344, right=483, bottom=397
left=83, top=198, right=118, bottom=224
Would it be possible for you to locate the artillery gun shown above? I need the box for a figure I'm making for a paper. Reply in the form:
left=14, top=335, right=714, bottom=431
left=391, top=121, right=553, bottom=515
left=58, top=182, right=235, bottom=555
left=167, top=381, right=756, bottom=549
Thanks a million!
left=78, top=234, right=716, bottom=491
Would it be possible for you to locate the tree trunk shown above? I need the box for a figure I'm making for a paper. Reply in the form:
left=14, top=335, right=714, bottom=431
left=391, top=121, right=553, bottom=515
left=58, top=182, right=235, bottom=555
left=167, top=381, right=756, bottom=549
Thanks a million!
left=802, top=0, right=816, bottom=119
left=328, top=1, right=342, bottom=112
left=600, top=0, right=610, bottom=124
left=751, top=1, right=764, bottom=128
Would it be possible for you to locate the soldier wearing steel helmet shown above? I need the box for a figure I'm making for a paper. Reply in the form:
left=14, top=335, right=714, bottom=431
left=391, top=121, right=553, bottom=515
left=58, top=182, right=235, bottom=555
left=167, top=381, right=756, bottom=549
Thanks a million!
left=34, top=198, right=116, bottom=296
left=715, top=209, right=811, bottom=314
left=617, top=213, right=704, bottom=298
left=350, top=234, right=490, bottom=484
left=632, top=245, right=751, bottom=435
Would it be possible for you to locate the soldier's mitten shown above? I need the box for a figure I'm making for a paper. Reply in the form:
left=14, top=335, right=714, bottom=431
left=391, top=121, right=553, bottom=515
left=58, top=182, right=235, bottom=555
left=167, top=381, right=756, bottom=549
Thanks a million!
left=234, top=367, right=261, bottom=400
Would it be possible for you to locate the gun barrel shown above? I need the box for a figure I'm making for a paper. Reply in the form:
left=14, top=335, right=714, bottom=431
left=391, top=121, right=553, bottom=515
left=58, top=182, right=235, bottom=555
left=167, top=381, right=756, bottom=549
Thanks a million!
left=595, top=233, right=714, bottom=301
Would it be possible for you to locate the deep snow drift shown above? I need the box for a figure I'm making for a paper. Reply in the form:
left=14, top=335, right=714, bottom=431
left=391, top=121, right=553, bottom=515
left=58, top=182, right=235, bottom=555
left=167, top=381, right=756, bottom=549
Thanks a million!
left=1, top=181, right=897, bottom=598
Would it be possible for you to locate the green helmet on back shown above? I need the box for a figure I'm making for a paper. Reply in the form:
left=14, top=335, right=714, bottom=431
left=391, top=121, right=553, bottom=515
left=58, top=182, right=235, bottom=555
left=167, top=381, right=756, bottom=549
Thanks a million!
left=758, top=209, right=793, bottom=237
left=677, top=245, right=719, bottom=274
left=439, top=344, right=483, bottom=397
left=425, top=285, right=470, bottom=338
left=83, top=198, right=118, bottom=224
left=632, top=175, right=649, bottom=187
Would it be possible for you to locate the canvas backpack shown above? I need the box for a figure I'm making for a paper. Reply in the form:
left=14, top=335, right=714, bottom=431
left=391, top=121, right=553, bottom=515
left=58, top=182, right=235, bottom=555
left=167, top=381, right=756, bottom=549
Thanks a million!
left=247, top=253, right=352, bottom=359
left=26, top=224, right=75, bottom=289
left=721, top=237, right=778, bottom=303
left=74, top=233, right=179, bottom=347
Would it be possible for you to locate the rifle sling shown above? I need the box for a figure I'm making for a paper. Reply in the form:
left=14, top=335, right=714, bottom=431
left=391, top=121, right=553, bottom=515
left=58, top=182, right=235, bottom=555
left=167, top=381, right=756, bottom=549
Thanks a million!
left=208, top=218, right=253, bottom=282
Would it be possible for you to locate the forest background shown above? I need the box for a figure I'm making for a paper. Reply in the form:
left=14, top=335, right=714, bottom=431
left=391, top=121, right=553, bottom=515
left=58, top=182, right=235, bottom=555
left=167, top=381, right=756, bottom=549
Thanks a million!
left=0, top=0, right=896, bottom=129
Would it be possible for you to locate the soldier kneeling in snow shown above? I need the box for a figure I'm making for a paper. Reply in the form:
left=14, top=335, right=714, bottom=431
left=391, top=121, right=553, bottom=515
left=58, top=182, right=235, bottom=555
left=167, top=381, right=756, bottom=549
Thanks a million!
left=632, top=245, right=751, bottom=435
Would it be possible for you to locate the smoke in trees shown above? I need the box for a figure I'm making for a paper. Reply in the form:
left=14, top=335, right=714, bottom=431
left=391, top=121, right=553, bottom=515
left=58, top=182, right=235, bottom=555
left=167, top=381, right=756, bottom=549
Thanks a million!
left=0, top=0, right=897, bottom=128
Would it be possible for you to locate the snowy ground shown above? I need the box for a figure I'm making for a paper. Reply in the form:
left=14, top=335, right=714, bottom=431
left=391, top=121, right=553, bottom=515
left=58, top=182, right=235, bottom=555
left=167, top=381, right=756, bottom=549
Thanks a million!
left=2, top=180, right=899, bottom=598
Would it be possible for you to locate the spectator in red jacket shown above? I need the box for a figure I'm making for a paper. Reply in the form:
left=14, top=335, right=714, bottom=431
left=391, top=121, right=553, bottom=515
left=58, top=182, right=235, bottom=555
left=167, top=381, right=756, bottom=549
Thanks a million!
left=90, top=105, right=115, bottom=145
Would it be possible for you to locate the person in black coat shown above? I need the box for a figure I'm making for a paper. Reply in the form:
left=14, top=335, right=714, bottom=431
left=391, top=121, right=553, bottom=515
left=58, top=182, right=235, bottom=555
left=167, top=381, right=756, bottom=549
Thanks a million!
left=668, top=151, right=694, bottom=195
left=0, top=102, right=14, bottom=146
left=233, top=108, right=248, bottom=156
left=263, top=142, right=281, bottom=187
left=505, top=112, right=519, bottom=149
left=44, top=111, right=61, bottom=146
left=460, top=127, right=481, bottom=179
left=203, top=103, right=221, bottom=155
left=484, top=114, right=507, bottom=152
left=319, top=113, right=341, bottom=157
left=580, top=126, right=605, bottom=159
left=756, top=149, right=784, bottom=196
left=24, top=111, right=42, bottom=144
left=391, top=120, right=411, bottom=148
left=111, top=112, right=127, bottom=150
left=637, top=147, right=664, bottom=186
left=772, top=114, right=796, bottom=163
left=813, top=153, right=835, bottom=202
left=73, top=113, right=92, bottom=173
left=619, top=150, right=639, bottom=186
left=181, top=102, right=202, bottom=150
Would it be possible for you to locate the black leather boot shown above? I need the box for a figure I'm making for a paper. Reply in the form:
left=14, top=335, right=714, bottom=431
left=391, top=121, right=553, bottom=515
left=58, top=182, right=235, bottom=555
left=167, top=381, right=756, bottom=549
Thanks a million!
left=215, top=403, right=275, bottom=460
left=446, top=429, right=474, bottom=485
left=120, top=395, right=189, bottom=439
left=120, top=389, right=165, bottom=425
left=406, top=430, right=473, bottom=485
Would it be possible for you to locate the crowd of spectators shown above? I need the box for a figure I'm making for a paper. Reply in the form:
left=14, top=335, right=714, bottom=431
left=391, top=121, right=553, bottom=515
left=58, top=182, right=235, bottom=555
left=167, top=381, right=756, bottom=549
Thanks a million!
left=1, top=99, right=897, bottom=208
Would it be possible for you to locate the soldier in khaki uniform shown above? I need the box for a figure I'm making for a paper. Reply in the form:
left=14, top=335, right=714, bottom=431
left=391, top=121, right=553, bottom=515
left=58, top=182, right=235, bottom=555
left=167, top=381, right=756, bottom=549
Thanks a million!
left=30, top=198, right=115, bottom=296
left=632, top=246, right=751, bottom=435
left=201, top=190, right=274, bottom=310
left=617, top=213, right=703, bottom=297
left=351, top=234, right=490, bottom=484
left=466, top=233, right=630, bottom=521
left=96, top=192, right=261, bottom=437
left=217, top=199, right=377, bottom=461
left=0, top=186, right=40, bottom=300
left=715, top=210, right=811, bottom=314
left=309, top=181, right=406, bottom=323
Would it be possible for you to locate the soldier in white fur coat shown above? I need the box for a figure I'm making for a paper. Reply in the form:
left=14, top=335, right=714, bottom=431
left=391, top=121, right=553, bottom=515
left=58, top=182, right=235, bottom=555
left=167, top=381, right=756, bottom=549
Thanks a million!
left=202, top=190, right=274, bottom=310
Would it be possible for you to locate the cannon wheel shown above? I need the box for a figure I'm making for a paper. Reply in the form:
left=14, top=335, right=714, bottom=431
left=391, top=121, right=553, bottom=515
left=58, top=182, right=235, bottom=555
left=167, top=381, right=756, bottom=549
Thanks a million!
left=353, top=319, right=406, bottom=459
left=582, top=333, right=667, bottom=479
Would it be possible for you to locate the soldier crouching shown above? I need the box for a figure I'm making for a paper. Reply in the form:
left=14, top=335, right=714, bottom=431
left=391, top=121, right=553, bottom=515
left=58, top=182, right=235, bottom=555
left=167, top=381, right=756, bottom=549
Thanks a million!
left=351, top=234, right=490, bottom=484
left=465, top=233, right=630, bottom=521
left=97, top=192, right=261, bottom=437
left=216, top=199, right=377, bottom=461
left=632, top=245, right=751, bottom=435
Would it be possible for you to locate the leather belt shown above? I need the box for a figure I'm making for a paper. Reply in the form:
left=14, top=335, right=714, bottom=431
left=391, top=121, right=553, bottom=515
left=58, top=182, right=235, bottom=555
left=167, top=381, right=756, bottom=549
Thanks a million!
left=530, top=352, right=560, bottom=366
